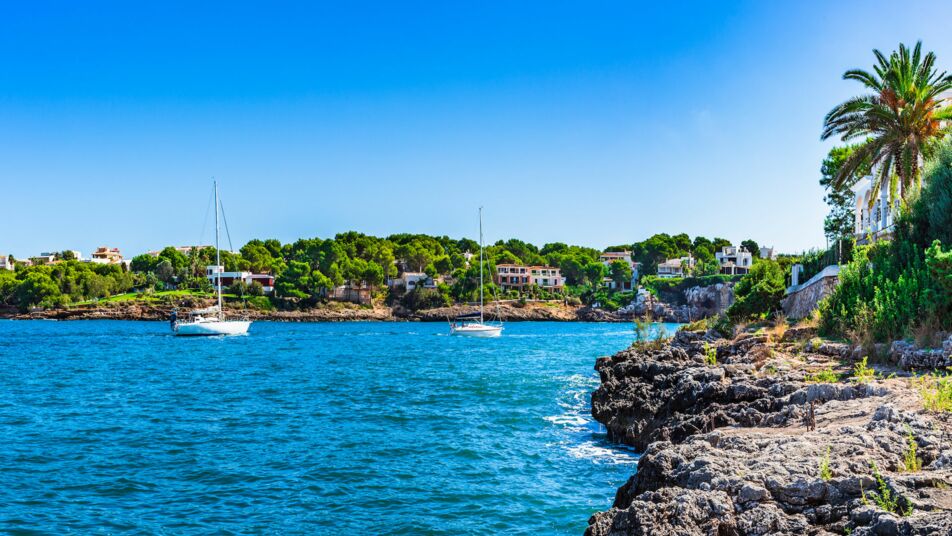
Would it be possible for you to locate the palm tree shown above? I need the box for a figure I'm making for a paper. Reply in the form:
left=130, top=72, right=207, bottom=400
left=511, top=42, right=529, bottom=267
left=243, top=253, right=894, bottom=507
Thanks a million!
left=822, top=41, right=952, bottom=203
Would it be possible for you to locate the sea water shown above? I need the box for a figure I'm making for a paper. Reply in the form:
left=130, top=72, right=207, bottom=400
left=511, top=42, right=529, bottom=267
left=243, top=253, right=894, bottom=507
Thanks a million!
left=0, top=320, right=676, bottom=535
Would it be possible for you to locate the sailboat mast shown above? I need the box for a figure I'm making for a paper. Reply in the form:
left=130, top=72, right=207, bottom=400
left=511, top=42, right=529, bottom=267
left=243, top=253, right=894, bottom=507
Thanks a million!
left=479, top=207, right=484, bottom=323
left=214, top=180, right=223, bottom=319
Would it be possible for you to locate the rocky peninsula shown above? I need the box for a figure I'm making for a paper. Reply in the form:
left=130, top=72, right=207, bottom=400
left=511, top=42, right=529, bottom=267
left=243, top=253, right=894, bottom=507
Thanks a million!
left=586, top=328, right=952, bottom=535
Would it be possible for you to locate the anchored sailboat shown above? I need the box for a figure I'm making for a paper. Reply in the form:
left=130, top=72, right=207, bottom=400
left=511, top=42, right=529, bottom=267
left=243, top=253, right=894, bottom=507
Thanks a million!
left=450, top=208, right=503, bottom=337
left=171, top=181, right=251, bottom=336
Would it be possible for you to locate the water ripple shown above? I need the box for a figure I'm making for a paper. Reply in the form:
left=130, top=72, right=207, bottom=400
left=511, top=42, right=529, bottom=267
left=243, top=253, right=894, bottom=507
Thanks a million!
left=0, top=320, right=672, bottom=534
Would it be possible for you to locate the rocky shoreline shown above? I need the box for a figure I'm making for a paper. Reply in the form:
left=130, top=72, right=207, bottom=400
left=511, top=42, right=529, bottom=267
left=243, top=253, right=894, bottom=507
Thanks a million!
left=586, top=329, right=952, bottom=535
left=0, top=301, right=590, bottom=322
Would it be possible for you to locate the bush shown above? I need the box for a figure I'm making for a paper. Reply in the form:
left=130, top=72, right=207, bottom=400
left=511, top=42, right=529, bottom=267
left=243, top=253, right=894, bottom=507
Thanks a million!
left=243, top=296, right=275, bottom=311
left=726, top=261, right=786, bottom=322
left=401, top=286, right=452, bottom=311
left=819, top=142, right=952, bottom=341
left=818, top=234, right=950, bottom=342
left=228, top=280, right=250, bottom=296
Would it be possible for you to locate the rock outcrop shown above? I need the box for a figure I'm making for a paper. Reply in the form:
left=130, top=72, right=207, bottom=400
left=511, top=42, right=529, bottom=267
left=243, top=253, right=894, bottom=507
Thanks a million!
left=619, top=283, right=735, bottom=323
left=586, top=331, right=952, bottom=535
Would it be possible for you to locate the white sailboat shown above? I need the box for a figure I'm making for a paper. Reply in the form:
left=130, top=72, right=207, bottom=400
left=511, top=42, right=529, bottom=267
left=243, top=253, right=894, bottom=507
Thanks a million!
left=171, top=181, right=251, bottom=336
left=450, top=207, right=503, bottom=337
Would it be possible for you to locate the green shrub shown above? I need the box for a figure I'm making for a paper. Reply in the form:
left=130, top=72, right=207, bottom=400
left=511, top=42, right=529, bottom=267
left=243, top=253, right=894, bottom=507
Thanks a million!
left=401, top=286, right=452, bottom=311
left=703, top=343, right=717, bottom=366
left=819, top=447, right=833, bottom=481
left=900, top=427, right=922, bottom=473
left=806, top=367, right=841, bottom=384
left=242, top=296, right=275, bottom=311
left=864, top=461, right=912, bottom=516
left=726, top=261, right=786, bottom=322
left=852, top=357, right=876, bottom=384
left=681, top=317, right=709, bottom=332
left=819, top=142, right=952, bottom=341
left=914, top=372, right=952, bottom=412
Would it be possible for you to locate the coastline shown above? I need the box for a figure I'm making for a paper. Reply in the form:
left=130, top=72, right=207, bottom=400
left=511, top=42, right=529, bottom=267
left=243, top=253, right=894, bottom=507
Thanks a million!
left=0, top=302, right=638, bottom=322
left=585, top=328, right=952, bottom=535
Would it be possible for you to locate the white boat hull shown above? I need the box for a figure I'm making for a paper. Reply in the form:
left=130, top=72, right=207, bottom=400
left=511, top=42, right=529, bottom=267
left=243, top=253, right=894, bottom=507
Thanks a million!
left=450, top=323, right=503, bottom=337
left=174, top=319, right=251, bottom=336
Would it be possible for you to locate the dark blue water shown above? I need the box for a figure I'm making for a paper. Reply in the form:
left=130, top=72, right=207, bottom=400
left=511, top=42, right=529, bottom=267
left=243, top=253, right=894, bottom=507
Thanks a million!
left=0, top=320, right=674, bottom=535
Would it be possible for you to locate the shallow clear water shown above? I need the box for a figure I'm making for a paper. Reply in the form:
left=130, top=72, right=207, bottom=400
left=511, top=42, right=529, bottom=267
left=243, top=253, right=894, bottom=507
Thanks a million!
left=0, top=320, right=675, bottom=534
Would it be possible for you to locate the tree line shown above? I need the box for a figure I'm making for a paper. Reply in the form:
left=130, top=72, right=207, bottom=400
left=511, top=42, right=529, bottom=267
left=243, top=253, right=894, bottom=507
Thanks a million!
left=1, top=230, right=765, bottom=311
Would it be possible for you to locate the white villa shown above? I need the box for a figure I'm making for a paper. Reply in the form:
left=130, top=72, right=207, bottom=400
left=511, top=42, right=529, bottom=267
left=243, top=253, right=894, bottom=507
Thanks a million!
left=389, top=272, right=438, bottom=291
left=205, top=265, right=275, bottom=294
left=715, top=246, right=753, bottom=275
left=759, top=246, right=776, bottom=260
left=853, top=176, right=901, bottom=244
left=599, top=251, right=641, bottom=290
left=0, top=255, right=12, bottom=271
left=656, top=256, right=695, bottom=279
left=29, top=253, right=57, bottom=265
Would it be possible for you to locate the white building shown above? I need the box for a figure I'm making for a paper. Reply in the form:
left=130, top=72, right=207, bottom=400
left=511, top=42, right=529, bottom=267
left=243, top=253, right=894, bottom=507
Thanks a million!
left=716, top=246, right=753, bottom=275
left=496, top=264, right=565, bottom=292
left=656, top=256, right=695, bottom=279
left=205, top=265, right=275, bottom=294
left=29, top=253, right=57, bottom=265
left=0, top=255, right=12, bottom=271
left=390, top=272, right=438, bottom=291
left=853, top=176, right=900, bottom=244
left=599, top=251, right=641, bottom=290
left=89, top=246, right=123, bottom=265
left=759, top=246, right=776, bottom=260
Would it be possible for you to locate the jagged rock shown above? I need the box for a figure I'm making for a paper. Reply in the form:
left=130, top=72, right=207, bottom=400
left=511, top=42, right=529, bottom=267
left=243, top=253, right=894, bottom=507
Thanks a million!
left=783, top=326, right=818, bottom=343
left=587, top=335, right=952, bottom=535
left=890, top=339, right=952, bottom=371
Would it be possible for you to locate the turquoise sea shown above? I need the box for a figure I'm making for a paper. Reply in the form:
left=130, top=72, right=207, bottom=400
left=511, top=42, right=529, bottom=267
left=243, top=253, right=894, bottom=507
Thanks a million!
left=0, top=320, right=674, bottom=535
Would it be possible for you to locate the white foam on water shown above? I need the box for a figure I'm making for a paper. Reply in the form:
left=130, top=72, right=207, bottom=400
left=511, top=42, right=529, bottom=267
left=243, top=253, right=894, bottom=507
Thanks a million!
left=543, top=414, right=588, bottom=427
left=566, top=442, right=639, bottom=465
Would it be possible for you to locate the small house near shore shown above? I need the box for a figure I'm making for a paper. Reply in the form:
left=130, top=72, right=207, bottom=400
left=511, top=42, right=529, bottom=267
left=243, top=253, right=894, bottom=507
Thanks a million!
left=656, top=256, right=695, bottom=279
left=599, top=251, right=641, bottom=290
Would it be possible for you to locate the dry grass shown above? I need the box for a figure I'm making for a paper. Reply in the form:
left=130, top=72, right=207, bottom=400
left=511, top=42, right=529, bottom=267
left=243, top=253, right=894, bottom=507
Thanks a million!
left=748, top=344, right=774, bottom=370
left=912, top=318, right=944, bottom=348
left=766, top=315, right=789, bottom=343
left=795, top=309, right=821, bottom=330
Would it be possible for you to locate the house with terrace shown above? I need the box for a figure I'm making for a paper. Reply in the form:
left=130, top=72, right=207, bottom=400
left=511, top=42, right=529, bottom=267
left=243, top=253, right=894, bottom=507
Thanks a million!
left=495, top=264, right=564, bottom=293
left=715, top=246, right=753, bottom=275
left=656, top=256, right=695, bottom=279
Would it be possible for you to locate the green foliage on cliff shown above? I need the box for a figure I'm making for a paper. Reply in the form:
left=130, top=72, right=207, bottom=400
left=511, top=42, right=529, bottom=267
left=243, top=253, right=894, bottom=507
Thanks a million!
left=726, top=260, right=786, bottom=322
left=819, top=142, right=952, bottom=341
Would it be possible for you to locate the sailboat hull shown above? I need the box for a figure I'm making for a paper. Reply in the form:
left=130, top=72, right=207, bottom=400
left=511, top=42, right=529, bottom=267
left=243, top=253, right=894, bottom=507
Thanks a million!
left=174, top=320, right=251, bottom=336
left=450, top=323, right=503, bottom=337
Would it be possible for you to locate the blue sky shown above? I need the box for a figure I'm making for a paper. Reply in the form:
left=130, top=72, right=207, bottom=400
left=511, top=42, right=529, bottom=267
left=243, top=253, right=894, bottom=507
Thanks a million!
left=2, top=1, right=951, bottom=258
